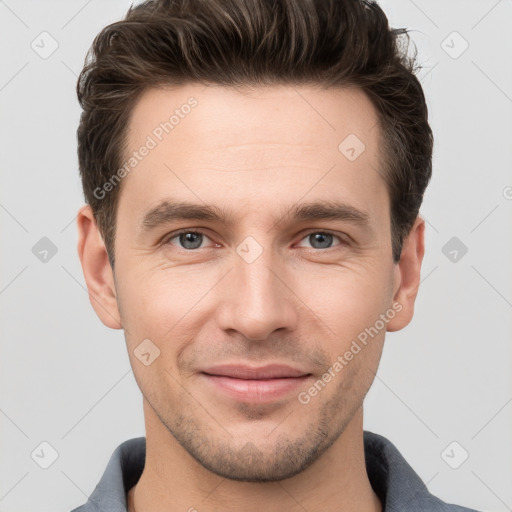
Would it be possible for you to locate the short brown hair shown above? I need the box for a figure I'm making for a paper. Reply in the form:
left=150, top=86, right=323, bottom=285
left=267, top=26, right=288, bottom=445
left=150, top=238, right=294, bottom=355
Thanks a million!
left=77, top=0, right=433, bottom=267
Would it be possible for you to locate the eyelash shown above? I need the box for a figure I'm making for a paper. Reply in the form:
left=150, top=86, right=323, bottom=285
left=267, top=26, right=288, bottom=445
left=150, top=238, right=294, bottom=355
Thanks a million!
left=162, top=229, right=347, bottom=251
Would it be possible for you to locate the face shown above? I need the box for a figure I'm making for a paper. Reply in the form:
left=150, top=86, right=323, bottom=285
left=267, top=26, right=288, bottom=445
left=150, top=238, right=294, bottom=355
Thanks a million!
left=107, top=84, right=405, bottom=481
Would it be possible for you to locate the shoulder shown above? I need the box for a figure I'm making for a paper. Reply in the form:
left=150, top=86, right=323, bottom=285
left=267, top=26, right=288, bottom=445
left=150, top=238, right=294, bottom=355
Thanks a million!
left=68, top=437, right=146, bottom=512
left=363, top=430, right=483, bottom=512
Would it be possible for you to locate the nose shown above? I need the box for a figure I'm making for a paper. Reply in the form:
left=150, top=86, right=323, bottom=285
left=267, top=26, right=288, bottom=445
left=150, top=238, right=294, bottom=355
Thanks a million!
left=216, top=248, right=298, bottom=341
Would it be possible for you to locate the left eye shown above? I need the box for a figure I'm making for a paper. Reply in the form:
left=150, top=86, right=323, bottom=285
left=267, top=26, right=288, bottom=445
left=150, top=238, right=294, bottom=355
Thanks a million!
left=166, top=230, right=343, bottom=251
left=296, top=232, right=343, bottom=250
left=167, top=231, right=213, bottom=250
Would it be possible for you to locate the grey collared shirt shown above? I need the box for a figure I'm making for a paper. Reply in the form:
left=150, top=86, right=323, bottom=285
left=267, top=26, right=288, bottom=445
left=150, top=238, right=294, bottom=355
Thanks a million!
left=70, top=430, right=481, bottom=512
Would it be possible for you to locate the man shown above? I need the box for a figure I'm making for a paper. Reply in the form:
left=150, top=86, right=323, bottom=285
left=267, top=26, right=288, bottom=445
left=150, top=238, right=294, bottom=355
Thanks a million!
left=72, top=0, right=481, bottom=511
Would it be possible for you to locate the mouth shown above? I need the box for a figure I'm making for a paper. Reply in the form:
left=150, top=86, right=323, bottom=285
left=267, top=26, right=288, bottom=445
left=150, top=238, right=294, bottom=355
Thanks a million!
left=200, top=364, right=312, bottom=403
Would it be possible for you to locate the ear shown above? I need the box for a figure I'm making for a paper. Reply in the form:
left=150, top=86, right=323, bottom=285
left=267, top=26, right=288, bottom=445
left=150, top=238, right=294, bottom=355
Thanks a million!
left=386, top=216, right=425, bottom=332
left=77, top=205, right=122, bottom=329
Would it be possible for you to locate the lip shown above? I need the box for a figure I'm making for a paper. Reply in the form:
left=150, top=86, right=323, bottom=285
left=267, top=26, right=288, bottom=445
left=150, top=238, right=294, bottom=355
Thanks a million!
left=202, top=364, right=310, bottom=379
left=200, top=364, right=312, bottom=403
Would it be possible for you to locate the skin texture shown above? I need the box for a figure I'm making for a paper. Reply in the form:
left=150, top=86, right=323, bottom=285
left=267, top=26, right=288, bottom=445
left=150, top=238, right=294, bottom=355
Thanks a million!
left=77, top=83, right=425, bottom=512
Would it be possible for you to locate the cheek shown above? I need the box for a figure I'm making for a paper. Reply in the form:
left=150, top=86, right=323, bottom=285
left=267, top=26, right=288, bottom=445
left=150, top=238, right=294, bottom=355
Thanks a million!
left=120, top=285, right=188, bottom=405
left=117, top=267, right=212, bottom=379
left=117, top=264, right=200, bottom=332
left=295, top=263, right=393, bottom=337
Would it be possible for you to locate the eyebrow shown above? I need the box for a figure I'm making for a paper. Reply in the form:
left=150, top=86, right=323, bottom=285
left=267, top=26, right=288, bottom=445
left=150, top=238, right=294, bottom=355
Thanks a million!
left=139, top=199, right=372, bottom=233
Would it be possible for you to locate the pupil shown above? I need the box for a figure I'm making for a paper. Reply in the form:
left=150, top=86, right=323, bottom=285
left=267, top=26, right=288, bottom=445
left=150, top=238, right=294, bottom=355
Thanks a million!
left=311, top=233, right=332, bottom=249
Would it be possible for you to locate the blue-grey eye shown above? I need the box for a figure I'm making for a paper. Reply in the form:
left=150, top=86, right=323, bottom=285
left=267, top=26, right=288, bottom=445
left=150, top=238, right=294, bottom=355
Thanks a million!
left=308, top=232, right=334, bottom=249
left=178, top=232, right=204, bottom=249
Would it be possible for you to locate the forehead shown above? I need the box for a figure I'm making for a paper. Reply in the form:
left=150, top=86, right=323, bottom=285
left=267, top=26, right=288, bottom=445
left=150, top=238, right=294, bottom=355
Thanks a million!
left=120, top=83, right=387, bottom=229
left=127, top=83, right=380, bottom=157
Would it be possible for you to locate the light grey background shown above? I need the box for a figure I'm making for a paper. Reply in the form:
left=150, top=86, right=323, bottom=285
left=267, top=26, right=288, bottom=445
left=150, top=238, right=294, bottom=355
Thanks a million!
left=0, top=1, right=511, bottom=511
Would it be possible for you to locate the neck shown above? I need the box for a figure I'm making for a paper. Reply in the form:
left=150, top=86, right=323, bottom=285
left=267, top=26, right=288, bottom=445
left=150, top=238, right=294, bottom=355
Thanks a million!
left=128, top=400, right=381, bottom=512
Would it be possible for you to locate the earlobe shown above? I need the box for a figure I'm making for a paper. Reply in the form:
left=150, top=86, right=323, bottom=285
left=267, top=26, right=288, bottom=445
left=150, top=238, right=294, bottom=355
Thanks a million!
left=386, top=216, right=425, bottom=333
left=77, top=205, right=122, bottom=329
